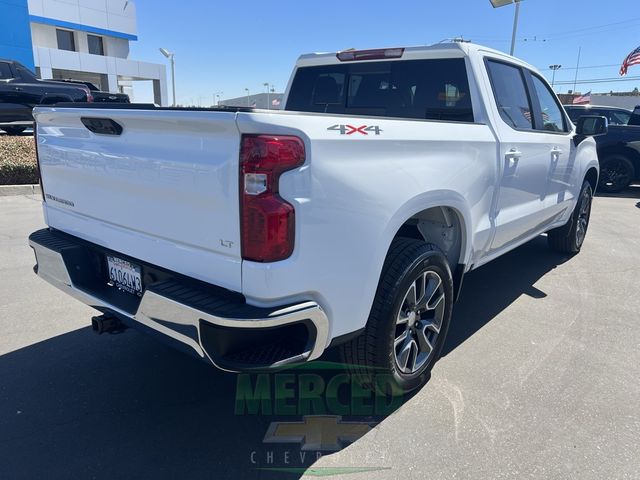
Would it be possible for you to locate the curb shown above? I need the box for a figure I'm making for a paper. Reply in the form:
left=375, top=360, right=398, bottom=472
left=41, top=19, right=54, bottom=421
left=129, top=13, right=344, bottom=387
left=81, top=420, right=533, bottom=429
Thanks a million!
left=0, top=184, right=42, bottom=197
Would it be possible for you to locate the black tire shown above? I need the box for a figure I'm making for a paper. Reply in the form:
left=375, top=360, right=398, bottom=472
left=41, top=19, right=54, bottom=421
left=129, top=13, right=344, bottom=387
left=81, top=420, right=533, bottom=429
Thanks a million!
left=341, top=238, right=454, bottom=394
left=1, top=126, right=27, bottom=135
left=599, top=155, right=634, bottom=193
left=548, top=180, right=593, bottom=254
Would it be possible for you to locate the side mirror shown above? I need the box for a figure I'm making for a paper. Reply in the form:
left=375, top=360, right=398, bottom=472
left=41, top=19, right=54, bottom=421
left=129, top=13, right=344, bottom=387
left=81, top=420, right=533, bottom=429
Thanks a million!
left=575, top=115, right=608, bottom=137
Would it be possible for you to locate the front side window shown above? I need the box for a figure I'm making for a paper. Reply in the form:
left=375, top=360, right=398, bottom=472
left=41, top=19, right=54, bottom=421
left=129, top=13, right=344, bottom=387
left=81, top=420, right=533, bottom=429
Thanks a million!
left=87, top=34, right=104, bottom=56
left=56, top=29, right=76, bottom=52
left=0, top=62, right=13, bottom=80
left=530, top=74, right=568, bottom=133
left=486, top=60, right=533, bottom=130
left=286, top=58, right=474, bottom=122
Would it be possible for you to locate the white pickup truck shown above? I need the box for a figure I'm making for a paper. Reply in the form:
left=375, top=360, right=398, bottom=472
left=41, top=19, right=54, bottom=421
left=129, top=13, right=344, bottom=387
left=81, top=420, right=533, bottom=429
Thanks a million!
left=29, top=42, right=607, bottom=392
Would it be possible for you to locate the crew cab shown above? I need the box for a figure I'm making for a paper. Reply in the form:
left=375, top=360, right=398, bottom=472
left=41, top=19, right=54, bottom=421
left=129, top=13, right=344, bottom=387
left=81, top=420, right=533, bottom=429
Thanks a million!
left=0, top=59, right=91, bottom=135
left=29, top=43, right=606, bottom=392
left=565, top=104, right=640, bottom=192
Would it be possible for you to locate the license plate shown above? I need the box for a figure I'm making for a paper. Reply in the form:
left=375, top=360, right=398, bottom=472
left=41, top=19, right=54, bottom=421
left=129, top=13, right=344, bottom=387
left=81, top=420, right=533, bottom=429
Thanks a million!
left=107, top=255, right=143, bottom=297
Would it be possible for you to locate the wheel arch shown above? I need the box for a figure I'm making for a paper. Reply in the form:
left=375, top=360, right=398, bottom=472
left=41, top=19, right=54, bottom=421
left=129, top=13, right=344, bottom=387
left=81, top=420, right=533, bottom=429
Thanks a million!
left=584, top=166, right=599, bottom=192
left=380, top=191, right=474, bottom=300
left=598, top=145, right=640, bottom=178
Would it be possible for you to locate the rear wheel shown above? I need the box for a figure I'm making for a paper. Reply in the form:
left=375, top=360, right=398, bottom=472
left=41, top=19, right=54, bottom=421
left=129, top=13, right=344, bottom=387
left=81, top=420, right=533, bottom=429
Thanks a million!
left=1, top=126, right=27, bottom=135
left=341, top=238, right=453, bottom=393
left=599, top=155, right=634, bottom=193
left=548, top=180, right=593, bottom=254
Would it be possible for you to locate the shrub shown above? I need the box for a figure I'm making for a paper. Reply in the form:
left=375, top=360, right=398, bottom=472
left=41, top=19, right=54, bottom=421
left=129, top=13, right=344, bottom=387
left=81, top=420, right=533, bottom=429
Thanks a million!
left=0, top=136, right=38, bottom=185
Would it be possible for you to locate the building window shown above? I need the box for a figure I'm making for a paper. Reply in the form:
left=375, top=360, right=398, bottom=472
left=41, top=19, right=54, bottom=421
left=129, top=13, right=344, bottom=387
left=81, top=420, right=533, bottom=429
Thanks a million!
left=87, top=34, right=104, bottom=56
left=56, top=29, right=76, bottom=52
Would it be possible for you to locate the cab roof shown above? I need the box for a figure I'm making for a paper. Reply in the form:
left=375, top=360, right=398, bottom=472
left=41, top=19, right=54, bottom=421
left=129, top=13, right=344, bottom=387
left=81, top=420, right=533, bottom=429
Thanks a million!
left=296, top=42, right=539, bottom=75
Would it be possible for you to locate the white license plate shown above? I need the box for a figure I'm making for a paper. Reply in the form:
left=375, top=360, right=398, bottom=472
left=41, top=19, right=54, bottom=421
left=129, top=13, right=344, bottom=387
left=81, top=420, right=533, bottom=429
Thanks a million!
left=107, top=255, right=143, bottom=296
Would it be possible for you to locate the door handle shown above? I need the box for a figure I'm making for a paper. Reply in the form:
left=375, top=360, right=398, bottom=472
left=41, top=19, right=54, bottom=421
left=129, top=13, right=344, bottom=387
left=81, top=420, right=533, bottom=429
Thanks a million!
left=505, top=148, right=522, bottom=169
left=504, top=148, right=521, bottom=175
left=505, top=148, right=522, bottom=159
left=14, top=87, right=23, bottom=91
left=551, top=147, right=563, bottom=162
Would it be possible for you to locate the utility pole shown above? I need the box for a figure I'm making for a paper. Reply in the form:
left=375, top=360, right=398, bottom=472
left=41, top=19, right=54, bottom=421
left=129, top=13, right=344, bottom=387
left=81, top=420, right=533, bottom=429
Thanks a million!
left=549, top=64, right=561, bottom=88
left=573, top=47, right=582, bottom=93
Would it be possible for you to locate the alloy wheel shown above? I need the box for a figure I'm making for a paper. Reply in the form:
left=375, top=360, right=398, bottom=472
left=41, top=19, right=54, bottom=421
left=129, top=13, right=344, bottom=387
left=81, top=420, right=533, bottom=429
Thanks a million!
left=394, top=270, right=446, bottom=374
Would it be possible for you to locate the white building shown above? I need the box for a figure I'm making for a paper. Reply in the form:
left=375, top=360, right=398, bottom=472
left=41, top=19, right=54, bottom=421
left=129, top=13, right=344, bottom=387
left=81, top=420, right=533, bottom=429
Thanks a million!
left=26, top=0, right=168, bottom=104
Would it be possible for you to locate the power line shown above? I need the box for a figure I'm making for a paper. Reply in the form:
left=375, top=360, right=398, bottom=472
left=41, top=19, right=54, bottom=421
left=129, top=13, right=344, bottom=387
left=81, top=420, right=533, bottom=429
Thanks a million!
left=540, top=63, right=620, bottom=71
left=554, top=76, right=640, bottom=85
left=529, top=16, right=640, bottom=41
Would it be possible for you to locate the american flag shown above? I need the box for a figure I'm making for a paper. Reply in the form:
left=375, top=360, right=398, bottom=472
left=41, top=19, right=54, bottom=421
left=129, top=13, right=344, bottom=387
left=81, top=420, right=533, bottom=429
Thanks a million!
left=620, top=46, right=640, bottom=76
left=573, top=91, right=591, bottom=104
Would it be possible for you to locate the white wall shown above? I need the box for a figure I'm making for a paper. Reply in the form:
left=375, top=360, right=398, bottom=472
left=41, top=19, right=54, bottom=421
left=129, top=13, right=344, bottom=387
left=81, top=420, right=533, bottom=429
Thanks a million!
left=591, top=95, right=640, bottom=111
left=28, top=0, right=138, bottom=36
left=30, top=22, right=57, bottom=49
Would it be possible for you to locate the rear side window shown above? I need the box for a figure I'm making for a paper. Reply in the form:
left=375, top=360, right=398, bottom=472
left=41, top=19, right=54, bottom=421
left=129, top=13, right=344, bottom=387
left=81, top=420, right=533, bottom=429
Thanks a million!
left=565, top=107, right=583, bottom=123
left=286, top=58, right=474, bottom=122
left=0, top=62, right=13, bottom=79
left=486, top=60, right=533, bottom=130
left=530, top=74, right=567, bottom=132
left=589, top=108, right=630, bottom=126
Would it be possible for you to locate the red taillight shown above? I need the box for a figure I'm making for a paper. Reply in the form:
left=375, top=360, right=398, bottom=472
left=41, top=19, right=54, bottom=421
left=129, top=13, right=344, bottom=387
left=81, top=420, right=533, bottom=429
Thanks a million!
left=34, top=123, right=45, bottom=202
left=83, top=86, right=94, bottom=102
left=336, top=48, right=405, bottom=62
left=240, top=134, right=305, bottom=262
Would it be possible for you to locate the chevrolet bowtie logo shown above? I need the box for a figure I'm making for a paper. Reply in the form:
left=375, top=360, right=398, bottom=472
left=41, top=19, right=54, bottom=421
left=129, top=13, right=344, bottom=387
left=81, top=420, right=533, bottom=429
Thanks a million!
left=263, top=415, right=375, bottom=452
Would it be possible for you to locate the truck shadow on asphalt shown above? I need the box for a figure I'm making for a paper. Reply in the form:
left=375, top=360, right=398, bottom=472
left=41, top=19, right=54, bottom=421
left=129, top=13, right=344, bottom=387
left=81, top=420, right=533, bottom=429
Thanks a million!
left=0, top=236, right=571, bottom=480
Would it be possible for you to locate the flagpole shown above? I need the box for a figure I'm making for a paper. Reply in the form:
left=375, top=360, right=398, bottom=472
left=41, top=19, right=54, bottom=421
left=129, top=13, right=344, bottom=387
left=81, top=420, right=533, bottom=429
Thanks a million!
left=572, top=46, right=581, bottom=94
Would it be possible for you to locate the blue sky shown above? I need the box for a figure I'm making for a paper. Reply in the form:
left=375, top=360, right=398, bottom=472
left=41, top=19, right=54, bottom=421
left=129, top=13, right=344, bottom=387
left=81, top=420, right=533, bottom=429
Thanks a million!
left=129, top=0, right=640, bottom=105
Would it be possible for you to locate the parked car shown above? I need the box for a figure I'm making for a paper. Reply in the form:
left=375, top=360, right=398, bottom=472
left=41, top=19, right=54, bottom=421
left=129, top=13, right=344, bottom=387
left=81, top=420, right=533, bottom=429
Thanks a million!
left=0, top=58, right=91, bottom=135
left=565, top=104, right=640, bottom=192
left=49, top=79, right=130, bottom=103
left=28, top=42, right=605, bottom=393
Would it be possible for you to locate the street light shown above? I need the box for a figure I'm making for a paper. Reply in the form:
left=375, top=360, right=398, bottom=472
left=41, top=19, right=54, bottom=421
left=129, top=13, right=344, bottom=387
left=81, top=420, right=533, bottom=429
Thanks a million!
left=263, top=82, right=270, bottom=109
left=213, top=91, right=223, bottom=107
left=490, top=0, right=522, bottom=56
left=549, top=64, right=562, bottom=87
left=244, top=88, right=250, bottom=107
left=159, top=48, right=176, bottom=106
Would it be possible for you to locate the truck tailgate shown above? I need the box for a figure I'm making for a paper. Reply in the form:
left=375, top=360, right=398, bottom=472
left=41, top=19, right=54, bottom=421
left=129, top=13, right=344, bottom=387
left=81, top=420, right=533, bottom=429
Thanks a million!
left=34, top=107, right=243, bottom=292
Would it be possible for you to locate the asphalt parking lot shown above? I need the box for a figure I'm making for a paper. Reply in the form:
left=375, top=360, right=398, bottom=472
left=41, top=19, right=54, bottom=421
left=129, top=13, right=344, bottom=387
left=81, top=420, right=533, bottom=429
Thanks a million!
left=1, top=191, right=639, bottom=479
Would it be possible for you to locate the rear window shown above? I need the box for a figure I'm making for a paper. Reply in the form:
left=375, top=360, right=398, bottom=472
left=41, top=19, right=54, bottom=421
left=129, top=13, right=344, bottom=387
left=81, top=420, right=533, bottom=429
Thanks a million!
left=0, top=62, right=13, bottom=80
left=285, top=58, right=474, bottom=122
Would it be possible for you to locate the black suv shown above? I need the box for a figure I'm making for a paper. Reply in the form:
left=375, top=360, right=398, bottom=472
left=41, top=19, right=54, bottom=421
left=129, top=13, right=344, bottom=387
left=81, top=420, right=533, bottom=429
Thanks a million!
left=0, top=59, right=91, bottom=135
left=564, top=104, right=640, bottom=192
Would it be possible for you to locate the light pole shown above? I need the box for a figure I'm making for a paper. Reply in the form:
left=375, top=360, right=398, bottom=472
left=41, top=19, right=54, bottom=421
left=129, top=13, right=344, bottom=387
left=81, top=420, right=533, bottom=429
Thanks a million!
left=549, top=64, right=561, bottom=88
left=245, top=88, right=250, bottom=107
left=159, top=48, right=176, bottom=106
left=213, top=91, right=223, bottom=107
left=489, top=0, right=522, bottom=56
left=263, top=82, right=270, bottom=109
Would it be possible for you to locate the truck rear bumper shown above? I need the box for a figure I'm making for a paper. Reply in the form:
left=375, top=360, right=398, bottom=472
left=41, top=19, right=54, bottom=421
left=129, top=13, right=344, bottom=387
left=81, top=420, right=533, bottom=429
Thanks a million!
left=29, top=228, right=329, bottom=371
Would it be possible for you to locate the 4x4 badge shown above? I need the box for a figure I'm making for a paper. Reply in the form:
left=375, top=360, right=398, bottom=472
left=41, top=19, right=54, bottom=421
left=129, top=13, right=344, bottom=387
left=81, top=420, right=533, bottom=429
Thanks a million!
left=327, top=124, right=382, bottom=135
